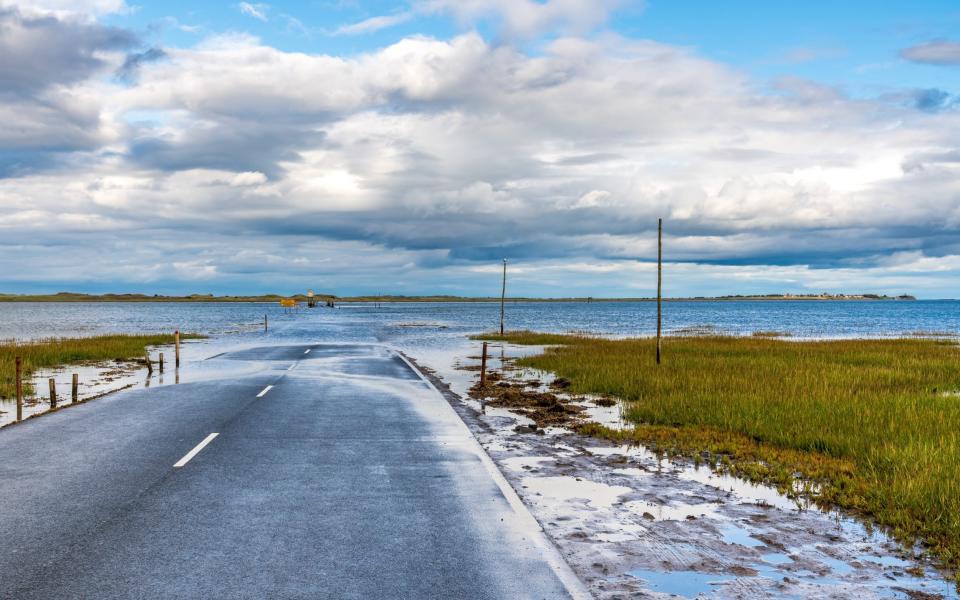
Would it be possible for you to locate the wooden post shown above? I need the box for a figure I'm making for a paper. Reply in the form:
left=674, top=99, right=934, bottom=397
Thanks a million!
left=656, top=217, right=663, bottom=365
left=159, top=352, right=165, bottom=373
left=499, top=258, right=507, bottom=335
left=48, top=378, right=57, bottom=409
left=264, top=314, right=268, bottom=332
left=145, top=353, right=153, bottom=376
left=15, top=356, right=22, bottom=423
left=174, top=330, right=181, bottom=368
left=480, top=342, right=488, bottom=387
left=71, top=373, right=79, bottom=404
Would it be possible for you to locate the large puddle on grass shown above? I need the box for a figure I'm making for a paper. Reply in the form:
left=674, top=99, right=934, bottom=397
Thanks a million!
left=402, top=337, right=960, bottom=600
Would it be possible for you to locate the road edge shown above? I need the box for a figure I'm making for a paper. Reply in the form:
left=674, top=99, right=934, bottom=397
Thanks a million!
left=395, top=350, right=593, bottom=600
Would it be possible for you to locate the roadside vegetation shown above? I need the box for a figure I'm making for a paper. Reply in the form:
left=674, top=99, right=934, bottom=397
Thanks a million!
left=0, top=334, right=203, bottom=399
left=0, top=292, right=334, bottom=303
left=475, top=331, right=960, bottom=581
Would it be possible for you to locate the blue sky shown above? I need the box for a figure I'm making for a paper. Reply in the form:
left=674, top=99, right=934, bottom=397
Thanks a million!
left=108, top=0, right=960, bottom=92
left=1, top=0, right=959, bottom=297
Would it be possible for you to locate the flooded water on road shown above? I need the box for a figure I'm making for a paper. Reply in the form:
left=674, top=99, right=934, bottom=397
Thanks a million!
left=1, top=299, right=959, bottom=342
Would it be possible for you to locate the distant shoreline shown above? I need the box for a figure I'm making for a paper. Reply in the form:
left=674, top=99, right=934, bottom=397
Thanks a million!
left=0, top=292, right=919, bottom=303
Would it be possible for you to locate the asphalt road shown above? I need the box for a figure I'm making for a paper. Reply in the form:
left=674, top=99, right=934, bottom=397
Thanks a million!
left=0, top=343, right=582, bottom=599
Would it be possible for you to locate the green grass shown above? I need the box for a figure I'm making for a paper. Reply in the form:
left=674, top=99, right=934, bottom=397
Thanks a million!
left=0, top=334, right=203, bottom=399
left=471, top=331, right=585, bottom=345
left=478, top=331, right=960, bottom=579
left=0, top=292, right=335, bottom=303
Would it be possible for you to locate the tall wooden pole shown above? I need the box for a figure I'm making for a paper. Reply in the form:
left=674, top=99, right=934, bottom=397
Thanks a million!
left=174, top=330, right=181, bottom=368
left=499, top=258, right=507, bottom=336
left=656, top=218, right=663, bottom=365
left=15, top=356, right=22, bottom=423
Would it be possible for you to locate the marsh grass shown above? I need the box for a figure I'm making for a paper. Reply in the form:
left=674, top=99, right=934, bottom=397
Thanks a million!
left=0, top=334, right=203, bottom=399
left=478, top=331, right=960, bottom=578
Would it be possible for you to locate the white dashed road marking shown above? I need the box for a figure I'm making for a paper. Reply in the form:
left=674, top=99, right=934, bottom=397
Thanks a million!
left=173, top=433, right=219, bottom=468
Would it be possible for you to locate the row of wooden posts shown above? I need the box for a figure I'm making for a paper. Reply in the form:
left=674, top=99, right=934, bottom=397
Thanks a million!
left=9, top=330, right=184, bottom=425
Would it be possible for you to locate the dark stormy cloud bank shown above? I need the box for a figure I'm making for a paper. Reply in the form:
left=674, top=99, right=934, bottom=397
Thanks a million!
left=1, top=1, right=959, bottom=297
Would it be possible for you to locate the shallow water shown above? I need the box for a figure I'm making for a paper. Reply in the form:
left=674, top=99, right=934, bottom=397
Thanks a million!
left=1, top=299, right=958, bottom=342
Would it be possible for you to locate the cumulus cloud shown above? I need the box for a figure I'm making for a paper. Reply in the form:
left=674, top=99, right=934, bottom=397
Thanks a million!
left=900, top=39, right=960, bottom=65
left=0, top=7, right=137, bottom=96
left=0, top=6, right=139, bottom=173
left=1, top=5, right=959, bottom=296
left=2, top=0, right=127, bottom=18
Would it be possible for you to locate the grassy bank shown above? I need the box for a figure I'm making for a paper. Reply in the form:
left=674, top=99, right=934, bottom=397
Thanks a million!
left=477, top=331, right=960, bottom=578
left=0, top=292, right=335, bottom=303
left=0, top=334, right=203, bottom=399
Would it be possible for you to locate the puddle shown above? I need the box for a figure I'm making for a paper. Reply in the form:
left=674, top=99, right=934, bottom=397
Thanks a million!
left=762, top=552, right=794, bottom=565
left=575, top=399, right=632, bottom=431
left=858, top=554, right=912, bottom=568
left=630, top=568, right=734, bottom=598
left=521, top=475, right=631, bottom=509
left=587, top=443, right=658, bottom=461
left=678, top=466, right=804, bottom=511
left=624, top=499, right=720, bottom=522
left=501, top=456, right=554, bottom=472
left=719, top=521, right=767, bottom=548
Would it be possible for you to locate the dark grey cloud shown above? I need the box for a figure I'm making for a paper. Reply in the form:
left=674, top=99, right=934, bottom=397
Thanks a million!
left=116, top=47, right=167, bottom=83
left=550, top=153, right=623, bottom=166
left=902, top=149, right=960, bottom=172
left=128, top=119, right=326, bottom=177
left=900, top=40, right=960, bottom=65
left=0, top=7, right=138, bottom=98
left=913, top=88, right=957, bottom=112
left=0, top=7, right=141, bottom=176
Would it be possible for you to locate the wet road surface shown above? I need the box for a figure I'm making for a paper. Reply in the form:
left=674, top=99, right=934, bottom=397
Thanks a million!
left=0, top=343, right=581, bottom=599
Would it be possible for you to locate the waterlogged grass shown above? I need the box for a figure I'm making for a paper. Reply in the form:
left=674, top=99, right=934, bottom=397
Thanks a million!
left=472, top=331, right=584, bottom=345
left=0, top=334, right=203, bottom=399
left=478, top=331, right=960, bottom=579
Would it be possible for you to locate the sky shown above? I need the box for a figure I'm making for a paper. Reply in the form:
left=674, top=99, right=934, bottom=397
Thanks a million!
left=1, top=1, right=959, bottom=298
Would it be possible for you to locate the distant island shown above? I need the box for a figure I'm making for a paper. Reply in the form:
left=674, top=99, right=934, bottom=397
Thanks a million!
left=0, top=292, right=918, bottom=303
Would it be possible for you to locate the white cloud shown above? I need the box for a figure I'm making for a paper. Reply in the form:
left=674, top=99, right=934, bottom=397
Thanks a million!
left=333, top=12, right=413, bottom=36
left=2, top=0, right=128, bottom=17
left=230, top=171, right=267, bottom=186
left=237, top=2, right=268, bottom=22
left=2, top=8, right=960, bottom=296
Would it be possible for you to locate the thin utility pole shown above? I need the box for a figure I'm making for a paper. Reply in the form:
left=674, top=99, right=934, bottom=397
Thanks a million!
left=499, top=258, right=507, bottom=335
left=656, top=218, right=663, bottom=365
